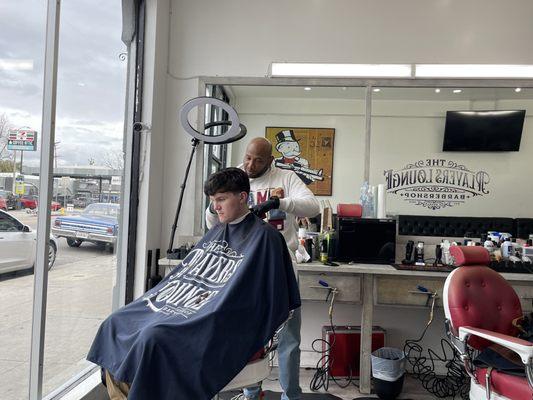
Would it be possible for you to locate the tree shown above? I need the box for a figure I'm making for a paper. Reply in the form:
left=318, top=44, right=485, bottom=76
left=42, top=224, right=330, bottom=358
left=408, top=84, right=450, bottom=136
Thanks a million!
left=0, top=160, right=21, bottom=173
left=101, top=149, right=124, bottom=170
left=0, top=113, right=14, bottom=161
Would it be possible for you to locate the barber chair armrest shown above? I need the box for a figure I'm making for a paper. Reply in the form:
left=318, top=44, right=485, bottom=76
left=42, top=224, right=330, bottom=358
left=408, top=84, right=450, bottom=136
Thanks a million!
left=459, top=326, right=533, bottom=365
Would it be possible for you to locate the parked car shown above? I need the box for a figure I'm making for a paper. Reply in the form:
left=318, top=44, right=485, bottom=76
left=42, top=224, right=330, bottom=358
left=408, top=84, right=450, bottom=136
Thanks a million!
left=0, top=197, right=7, bottom=211
left=52, top=203, right=119, bottom=248
left=73, top=196, right=90, bottom=208
left=50, top=201, right=61, bottom=211
left=0, top=190, right=17, bottom=210
left=19, top=196, right=63, bottom=211
left=20, top=195, right=38, bottom=209
left=0, top=210, right=58, bottom=274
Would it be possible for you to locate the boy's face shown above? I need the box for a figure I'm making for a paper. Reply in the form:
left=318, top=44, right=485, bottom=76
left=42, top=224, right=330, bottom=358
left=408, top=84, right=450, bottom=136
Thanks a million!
left=209, top=191, right=248, bottom=223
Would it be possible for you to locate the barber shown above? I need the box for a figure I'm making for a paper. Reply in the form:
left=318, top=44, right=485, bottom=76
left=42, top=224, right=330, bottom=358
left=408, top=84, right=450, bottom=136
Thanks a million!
left=206, top=137, right=320, bottom=400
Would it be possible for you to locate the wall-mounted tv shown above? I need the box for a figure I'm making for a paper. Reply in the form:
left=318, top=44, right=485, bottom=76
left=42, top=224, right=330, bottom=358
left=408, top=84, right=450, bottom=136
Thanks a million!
left=443, top=110, right=525, bottom=151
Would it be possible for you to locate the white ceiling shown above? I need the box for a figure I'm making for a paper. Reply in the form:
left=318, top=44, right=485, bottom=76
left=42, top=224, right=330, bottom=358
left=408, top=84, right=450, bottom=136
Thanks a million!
left=228, top=85, right=533, bottom=101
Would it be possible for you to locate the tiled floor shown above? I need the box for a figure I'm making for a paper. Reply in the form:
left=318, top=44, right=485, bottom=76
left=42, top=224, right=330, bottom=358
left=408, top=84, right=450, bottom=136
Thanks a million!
left=259, top=367, right=443, bottom=400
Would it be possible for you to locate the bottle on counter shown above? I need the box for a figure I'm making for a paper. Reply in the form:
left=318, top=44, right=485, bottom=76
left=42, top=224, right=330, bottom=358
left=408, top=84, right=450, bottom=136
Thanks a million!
left=482, top=234, right=495, bottom=255
left=319, top=234, right=328, bottom=263
left=326, top=229, right=337, bottom=261
left=501, top=237, right=513, bottom=259
left=298, top=227, right=307, bottom=247
left=441, top=240, right=451, bottom=265
left=414, top=241, right=425, bottom=266
left=463, top=231, right=474, bottom=246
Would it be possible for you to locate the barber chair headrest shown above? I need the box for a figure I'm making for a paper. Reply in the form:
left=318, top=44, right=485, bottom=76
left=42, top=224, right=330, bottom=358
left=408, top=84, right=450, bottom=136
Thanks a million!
left=337, top=204, right=362, bottom=218
left=449, top=245, right=490, bottom=266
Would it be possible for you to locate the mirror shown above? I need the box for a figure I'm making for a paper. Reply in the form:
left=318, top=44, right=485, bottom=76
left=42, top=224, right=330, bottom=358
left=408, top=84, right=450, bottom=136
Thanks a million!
left=219, top=84, right=531, bottom=218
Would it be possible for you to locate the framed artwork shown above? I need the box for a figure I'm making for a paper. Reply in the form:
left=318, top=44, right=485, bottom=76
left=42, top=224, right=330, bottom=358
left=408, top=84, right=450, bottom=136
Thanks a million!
left=265, top=127, right=335, bottom=196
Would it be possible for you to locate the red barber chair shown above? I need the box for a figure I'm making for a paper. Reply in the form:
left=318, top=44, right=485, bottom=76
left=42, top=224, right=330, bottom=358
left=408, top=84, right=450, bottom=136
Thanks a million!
left=443, top=246, right=533, bottom=400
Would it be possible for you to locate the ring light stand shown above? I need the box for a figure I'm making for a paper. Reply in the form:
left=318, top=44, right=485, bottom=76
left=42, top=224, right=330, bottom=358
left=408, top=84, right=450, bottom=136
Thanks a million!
left=167, top=97, right=247, bottom=258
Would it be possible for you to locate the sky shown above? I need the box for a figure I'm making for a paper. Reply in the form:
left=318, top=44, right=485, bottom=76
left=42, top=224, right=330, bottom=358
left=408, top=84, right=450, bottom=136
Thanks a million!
left=0, top=0, right=127, bottom=167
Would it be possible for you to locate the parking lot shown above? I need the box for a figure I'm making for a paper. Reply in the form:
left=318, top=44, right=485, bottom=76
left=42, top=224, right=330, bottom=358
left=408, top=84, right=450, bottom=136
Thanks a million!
left=0, top=210, right=115, bottom=399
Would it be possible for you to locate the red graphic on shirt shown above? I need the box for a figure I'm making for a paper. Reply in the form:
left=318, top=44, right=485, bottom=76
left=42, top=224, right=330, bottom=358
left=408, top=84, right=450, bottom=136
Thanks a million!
left=256, top=190, right=269, bottom=204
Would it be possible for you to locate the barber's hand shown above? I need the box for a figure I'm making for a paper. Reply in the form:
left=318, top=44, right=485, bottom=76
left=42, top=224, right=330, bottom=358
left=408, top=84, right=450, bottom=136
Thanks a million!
left=251, top=196, right=280, bottom=218
left=271, top=187, right=284, bottom=198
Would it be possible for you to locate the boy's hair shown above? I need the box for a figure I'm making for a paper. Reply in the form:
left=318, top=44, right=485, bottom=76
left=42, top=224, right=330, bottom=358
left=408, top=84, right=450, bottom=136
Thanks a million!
left=204, top=167, right=250, bottom=196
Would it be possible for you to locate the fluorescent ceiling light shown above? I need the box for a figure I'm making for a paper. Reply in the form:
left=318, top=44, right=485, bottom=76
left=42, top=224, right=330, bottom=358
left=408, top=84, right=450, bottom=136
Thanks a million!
left=304, top=87, right=312, bottom=91
left=515, top=87, right=522, bottom=92
left=453, top=89, right=462, bottom=94
left=0, top=59, right=33, bottom=71
left=372, top=88, right=381, bottom=92
left=270, top=63, right=412, bottom=78
left=415, top=64, right=533, bottom=78
left=434, top=88, right=441, bottom=93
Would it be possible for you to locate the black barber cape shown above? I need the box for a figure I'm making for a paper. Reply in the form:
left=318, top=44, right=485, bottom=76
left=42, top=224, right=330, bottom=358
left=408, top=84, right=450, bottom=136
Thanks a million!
left=87, top=213, right=301, bottom=400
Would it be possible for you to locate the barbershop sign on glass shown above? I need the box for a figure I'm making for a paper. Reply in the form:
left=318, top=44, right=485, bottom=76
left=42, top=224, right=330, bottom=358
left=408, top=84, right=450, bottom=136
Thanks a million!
left=383, top=159, right=490, bottom=210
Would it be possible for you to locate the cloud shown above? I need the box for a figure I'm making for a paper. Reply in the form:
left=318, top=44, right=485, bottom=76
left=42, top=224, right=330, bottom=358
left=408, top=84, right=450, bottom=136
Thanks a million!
left=0, top=0, right=127, bottom=167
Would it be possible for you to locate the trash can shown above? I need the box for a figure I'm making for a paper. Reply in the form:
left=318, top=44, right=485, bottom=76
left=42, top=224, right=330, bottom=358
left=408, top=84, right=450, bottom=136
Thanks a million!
left=371, top=347, right=406, bottom=400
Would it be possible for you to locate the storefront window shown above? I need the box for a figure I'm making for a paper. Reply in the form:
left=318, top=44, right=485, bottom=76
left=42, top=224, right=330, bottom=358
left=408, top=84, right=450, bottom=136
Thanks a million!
left=0, top=1, right=126, bottom=398
left=0, top=2, right=46, bottom=399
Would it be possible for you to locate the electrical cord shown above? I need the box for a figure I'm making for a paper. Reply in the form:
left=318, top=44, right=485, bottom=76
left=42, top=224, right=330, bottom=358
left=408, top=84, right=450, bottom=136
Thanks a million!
left=309, top=289, right=360, bottom=392
left=403, top=294, right=470, bottom=399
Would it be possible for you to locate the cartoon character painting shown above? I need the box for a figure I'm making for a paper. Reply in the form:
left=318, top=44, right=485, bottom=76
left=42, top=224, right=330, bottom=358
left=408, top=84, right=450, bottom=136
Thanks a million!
left=274, top=130, right=324, bottom=185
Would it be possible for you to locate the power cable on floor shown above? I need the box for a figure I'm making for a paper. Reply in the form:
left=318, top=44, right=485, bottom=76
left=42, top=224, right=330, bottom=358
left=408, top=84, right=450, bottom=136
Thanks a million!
left=403, top=294, right=470, bottom=399
left=309, top=289, right=360, bottom=392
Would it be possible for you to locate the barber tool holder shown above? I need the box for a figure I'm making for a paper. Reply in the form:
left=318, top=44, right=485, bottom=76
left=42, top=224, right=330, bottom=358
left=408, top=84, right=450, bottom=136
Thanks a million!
left=166, top=97, right=247, bottom=258
left=408, top=290, right=438, bottom=307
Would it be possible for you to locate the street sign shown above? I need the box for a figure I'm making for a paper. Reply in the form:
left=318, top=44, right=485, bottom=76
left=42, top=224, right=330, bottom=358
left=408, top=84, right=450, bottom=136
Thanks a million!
left=111, top=176, right=122, bottom=186
left=7, top=128, right=37, bottom=151
left=15, top=182, right=25, bottom=195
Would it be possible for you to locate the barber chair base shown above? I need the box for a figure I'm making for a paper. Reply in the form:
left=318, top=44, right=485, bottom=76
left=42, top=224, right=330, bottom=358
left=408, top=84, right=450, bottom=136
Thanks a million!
left=215, top=357, right=270, bottom=398
left=471, top=368, right=532, bottom=400
left=470, top=380, right=509, bottom=400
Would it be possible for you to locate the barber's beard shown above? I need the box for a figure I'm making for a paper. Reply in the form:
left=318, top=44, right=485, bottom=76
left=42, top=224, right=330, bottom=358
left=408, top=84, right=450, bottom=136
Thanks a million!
left=250, top=165, right=270, bottom=179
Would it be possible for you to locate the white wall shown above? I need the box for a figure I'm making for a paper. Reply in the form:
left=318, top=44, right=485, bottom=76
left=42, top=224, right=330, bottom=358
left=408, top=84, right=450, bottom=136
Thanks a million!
left=369, top=99, right=533, bottom=217
left=168, top=0, right=533, bottom=79
left=132, top=0, right=170, bottom=298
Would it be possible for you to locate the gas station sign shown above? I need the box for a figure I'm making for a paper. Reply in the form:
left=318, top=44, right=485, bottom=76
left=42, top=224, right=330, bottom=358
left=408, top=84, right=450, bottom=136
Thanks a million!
left=8, top=128, right=37, bottom=151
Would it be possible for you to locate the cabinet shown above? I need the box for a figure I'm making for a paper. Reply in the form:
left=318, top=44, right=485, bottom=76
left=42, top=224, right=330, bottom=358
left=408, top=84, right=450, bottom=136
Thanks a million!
left=299, top=271, right=361, bottom=303
left=375, top=276, right=444, bottom=308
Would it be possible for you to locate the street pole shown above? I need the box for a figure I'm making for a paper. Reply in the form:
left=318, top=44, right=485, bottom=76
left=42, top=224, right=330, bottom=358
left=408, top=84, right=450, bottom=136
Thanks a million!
left=12, top=150, right=17, bottom=192
left=20, top=150, right=24, bottom=174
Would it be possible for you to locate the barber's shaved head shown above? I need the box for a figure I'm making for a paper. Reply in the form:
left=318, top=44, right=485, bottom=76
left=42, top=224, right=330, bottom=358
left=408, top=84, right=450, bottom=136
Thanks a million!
left=243, top=138, right=274, bottom=178
left=248, top=138, right=272, bottom=157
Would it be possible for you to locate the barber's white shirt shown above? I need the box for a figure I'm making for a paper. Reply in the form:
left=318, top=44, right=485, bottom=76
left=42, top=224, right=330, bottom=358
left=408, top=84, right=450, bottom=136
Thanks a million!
left=206, top=165, right=320, bottom=255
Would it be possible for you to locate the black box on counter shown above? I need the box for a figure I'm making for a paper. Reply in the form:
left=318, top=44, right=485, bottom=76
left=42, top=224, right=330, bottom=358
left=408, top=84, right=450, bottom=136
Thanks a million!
left=336, top=218, right=396, bottom=264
